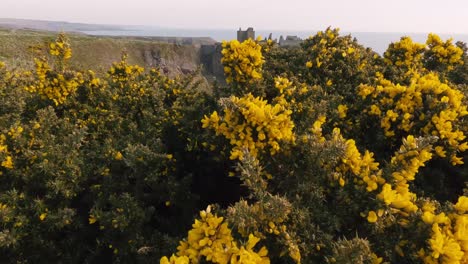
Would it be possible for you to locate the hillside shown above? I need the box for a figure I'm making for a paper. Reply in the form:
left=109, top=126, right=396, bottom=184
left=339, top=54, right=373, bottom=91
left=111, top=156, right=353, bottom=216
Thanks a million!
left=0, top=27, right=210, bottom=77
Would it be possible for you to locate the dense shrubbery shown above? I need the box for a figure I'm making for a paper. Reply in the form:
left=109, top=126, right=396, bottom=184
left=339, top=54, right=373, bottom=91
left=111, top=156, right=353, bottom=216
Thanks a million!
left=0, top=30, right=467, bottom=263
left=0, top=33, right=210, bottom=262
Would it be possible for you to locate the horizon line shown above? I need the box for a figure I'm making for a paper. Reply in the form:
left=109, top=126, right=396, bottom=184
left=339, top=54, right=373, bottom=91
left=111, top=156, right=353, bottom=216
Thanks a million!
left=1, top=17, right=467, bottom=36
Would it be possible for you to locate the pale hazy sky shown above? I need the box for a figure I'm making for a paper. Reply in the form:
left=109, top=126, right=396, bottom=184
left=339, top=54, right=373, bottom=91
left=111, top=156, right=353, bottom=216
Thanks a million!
left=2, top=0, right=468, bottom=34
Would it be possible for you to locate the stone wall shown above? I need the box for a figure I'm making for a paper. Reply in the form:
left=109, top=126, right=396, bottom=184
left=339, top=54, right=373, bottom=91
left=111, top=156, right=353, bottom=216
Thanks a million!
left=279, top=35, right=303, bottom=47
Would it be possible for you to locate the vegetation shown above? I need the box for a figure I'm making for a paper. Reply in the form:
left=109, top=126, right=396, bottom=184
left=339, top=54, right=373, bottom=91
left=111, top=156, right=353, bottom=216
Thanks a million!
left=0, top=29, right=467, bottom=264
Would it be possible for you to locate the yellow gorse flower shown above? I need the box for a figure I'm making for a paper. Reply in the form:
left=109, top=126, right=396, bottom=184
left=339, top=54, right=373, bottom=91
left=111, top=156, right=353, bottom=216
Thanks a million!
left=221, top=39, right=264, bottom=84
left=358, top=73, right=468, bottom=163
left=425, top=33, right=464, bottom=71
left=0, top=134, right=14, bottom=169
left=49, top=33, right=72, bottom=60
left=334, top=128, right=382, bottom=193
left=161, top=207, right=270, bottom=264
left=107, top=53, right=144, bottom=85
left=114, top=151, right=123, bottom=160
left=160, top=255, right=190, bottom=264
left=39, top=213, right=47, bottom=221
left=25, top=34, right=82, bottom=105
left=384, top=36, right=426, bottom=70
left=202, top=93, right=295, bottom=160
left=367, top=211, right=378, bottom=223
left=454, top=196, right=468, bottom=214
left=274, top=76, right=292, bottom=94
left=89, top=215, right=97, bottom=224
left=334, top=128, right=468, bottom=261
left=337, top=104, right=348, bottom=119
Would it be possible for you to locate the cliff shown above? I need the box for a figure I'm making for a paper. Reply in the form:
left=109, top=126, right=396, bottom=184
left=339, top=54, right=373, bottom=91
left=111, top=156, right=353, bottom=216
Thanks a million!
left=0, top=27, right=218, bottom=78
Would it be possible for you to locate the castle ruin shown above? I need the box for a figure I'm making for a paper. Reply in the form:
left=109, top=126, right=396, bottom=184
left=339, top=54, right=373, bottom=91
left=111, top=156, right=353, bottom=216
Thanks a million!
left=237, top=27, right=255, bottom=42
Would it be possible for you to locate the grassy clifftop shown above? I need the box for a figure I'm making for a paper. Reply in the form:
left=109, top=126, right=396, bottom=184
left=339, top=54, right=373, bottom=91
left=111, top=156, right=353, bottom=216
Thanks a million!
left=0, top=28, right=203, bottom=76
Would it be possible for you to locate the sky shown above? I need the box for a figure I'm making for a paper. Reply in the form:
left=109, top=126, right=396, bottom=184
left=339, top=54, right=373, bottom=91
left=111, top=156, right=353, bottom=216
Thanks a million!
left=1, top=0, right=468, bottom=34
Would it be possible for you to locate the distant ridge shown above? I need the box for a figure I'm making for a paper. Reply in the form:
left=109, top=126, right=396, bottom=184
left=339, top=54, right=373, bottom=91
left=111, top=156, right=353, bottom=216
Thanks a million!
left=0, top=18, right=128, bottom=32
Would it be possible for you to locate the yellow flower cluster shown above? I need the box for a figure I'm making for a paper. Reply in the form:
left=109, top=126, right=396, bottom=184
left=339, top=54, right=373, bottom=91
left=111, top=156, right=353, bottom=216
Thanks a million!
left=335, top=132, right=434, bottom=221
left=260, top=39, right=274, bottom=53
left=160, top=255, right=189, bottom=264
left=307, top=28, right=342, bottom=70
left=108, top=54, right=144, bottom=85
left=228, top=235, right=270, bottom=264
left=221, top=39, right=264, bottom=84
left=176, top=208, right=234, bottom=263
left=419, top=196, right=468, bottom=264
left=274, top=76, right=292, bottom=94
left=0, top=134, right=13, bottom=170
left=384, top=36, right=426, bottom=69
left=334, top=128, right=382, bottom=191
left=159, top=74, right=199, bottom=126
left=334, top=127, right=467, bottom=260
left=391, top=135, right=433, bottom=183
left=425, top=33, right=464, bottom=71
left=303, top=28, right=370, bottom=78
left=454, top=197, right=468, bottom=213
left=272, top=76, right=302, bottom=111
left=8, top=125, right=24, bottom=139
left=49, top=33, right=72, bottom=61
left=377, top=135, right=432, bottom=215
left=367, top=210, right=380, bottom=223
left=359, top=73, right=468, bottom=163
left=25, top=55, right=82, bottom=105
left=310, top=115, right=327, bottom=143
left=161, top=207, right=270, bottom=264
left=24, top=33, right=82, bottom=105
left=337, top=104, right=348, bottom=119
left=202, top=93, right=295, bottom=160
left=230, top=200, right=301, bottom=263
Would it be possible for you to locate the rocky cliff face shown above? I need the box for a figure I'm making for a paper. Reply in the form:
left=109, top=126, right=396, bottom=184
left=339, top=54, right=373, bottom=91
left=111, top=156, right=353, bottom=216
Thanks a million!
left=200, top=43, right=225, bottom=82
left=65, top=36, right=204, bottom=77
left=140, top=45, right=199, bottom=76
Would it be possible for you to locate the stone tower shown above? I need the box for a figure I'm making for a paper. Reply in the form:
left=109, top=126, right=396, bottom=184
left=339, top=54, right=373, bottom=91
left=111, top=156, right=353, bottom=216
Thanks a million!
left=237, top=27, right=255, bottom=42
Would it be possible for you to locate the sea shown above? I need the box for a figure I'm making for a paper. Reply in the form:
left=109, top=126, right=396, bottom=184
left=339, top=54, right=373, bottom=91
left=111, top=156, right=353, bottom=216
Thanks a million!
left=81, top=27, right=468, bottom=55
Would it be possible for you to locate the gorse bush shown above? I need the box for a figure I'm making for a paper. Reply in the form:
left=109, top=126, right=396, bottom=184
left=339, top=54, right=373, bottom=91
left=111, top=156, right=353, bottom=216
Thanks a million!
left=0, top=30, right=467, bottom=264
left=0, top=33, right=207, bottom=263
left=187, top=29, right=467, bottom=264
